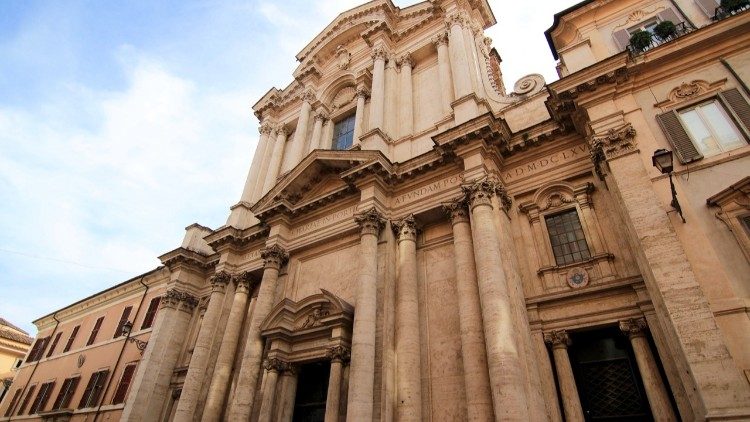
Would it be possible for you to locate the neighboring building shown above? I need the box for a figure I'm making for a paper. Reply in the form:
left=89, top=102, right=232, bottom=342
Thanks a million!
left=0, top=319, right=32, bottom=405
left=1, top=0, right=749, bottom=420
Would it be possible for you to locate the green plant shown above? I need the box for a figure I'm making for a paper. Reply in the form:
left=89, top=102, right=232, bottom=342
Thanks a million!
left=653, top=21, right=677, bottom=40
left=629, top=30, right=653, bottom=51
left=721, top=0, right=750, bottom=12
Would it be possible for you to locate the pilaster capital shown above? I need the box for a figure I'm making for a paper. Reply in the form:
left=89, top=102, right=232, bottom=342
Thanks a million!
left=356, top=85, right=370, bottom=99
left=313, top=109, right=329, bottom=123
left=443, top=197, right=470, bottom=223
left=619, top=318, right=648, bottom=339
left=275, top=124, right=289, bottom=137
left=263, top=358, right=290, bottom=373
left=326, top=345, right=351, bottom=363
left=259, top=121, right=275, bottom=135
left=209, top=270, right=232, bottom=293
left=161, top=288, right=183, bottom=309
left=392, top=214, right=418, bottom=243
left=232, top=271, right=255, bottom=294
left=396, top=52, right=414, bottom=69
left=589, top=123, right=637, bottom=162
left=179, top=292, right=199, bottom=313
left=445, top=12, right=467, bottom=29
left=354, top=207, right=386, bottom=237
left=543, top=330, right=571, bottom=349
left=371, top=45, right=389, bottom=62
left=260, top=244, right=289, bottom=270
left=432, top=31, right=449, bottom=47
left=301, top=89, right=317, bottom=104
left=462, top=179, right=497, bottom=209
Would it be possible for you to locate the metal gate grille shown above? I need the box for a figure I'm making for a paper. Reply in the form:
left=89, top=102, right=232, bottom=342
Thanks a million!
left=578, top=358, right=647, bottom=419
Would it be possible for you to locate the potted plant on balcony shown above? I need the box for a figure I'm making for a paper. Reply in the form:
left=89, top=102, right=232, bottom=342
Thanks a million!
left=629, top=30, right=653, bottom=51
left=653, top=20, right=677, bottom=40
left=721, top=0, right=749, bottom=13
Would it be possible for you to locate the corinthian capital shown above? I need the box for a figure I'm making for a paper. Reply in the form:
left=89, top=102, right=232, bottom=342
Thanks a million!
left=396, top=53, right=414, bottom=69
left=619, top=318, right=647, bottom=339
left=543, top=330, right=571, bottom=349
left=232, top=271, right=255, bottom=293
left=161, top=288, right=183, bottom=309
left=313, top=109, right=329, bottom=122
left=209, top=270, right=232, bottom=293
left=462, top=179, right=498, bottom=209
left=371, top=45, right=389, bottom=62
left=392, top=214, right=418, bottom=242
left=443, top=197, right=470, bottom=223
left=263, top=358, right=290, bottom=373
left=445, top=12, right=467, bottom=29
left=179, top=292, right=199, bottom=313
left=354, top=207, right=386, bottom=237
left=275, top=124, right=289, bottom=137
left=302, top=89, right=317, bottom=104
left=259, top=121, right=275, bottom=135
left=326, top=345, right=351, bottom=363
left=356, top=85, right=370, bottom=99
left=260, top=244, right=289, bottom=270
left=432, top=31, right=449, bottom=47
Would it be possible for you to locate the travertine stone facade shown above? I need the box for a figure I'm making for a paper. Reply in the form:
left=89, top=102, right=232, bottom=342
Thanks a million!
left=2, top=0, right=750, bottom=421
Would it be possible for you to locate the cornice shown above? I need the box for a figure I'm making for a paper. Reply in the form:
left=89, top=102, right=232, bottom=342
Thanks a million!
left=204, top=224, right=271, bottom=251
left=158, top=247, right=218, bottom=272
left=432, top=112, right=511, bottom=154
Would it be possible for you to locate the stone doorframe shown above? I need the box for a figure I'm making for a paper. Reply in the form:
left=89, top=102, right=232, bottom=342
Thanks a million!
left=258, top=289, right=354, bottom=421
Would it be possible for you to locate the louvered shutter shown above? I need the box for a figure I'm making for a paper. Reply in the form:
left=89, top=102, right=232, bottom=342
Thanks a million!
left=47, top=332, right=62, bottom=358
left=657, top=8, right=682, bottom=24
left=613, top=29, right=631, bottom=51
left=78, top=373, right=98, bottom=408
left=114, top=306, right=132, bottom=338
left=112, top=364, right=136, bottom=404
left=719, top=88, right=750, bottom=137
left=4, top=389, right=22, bottom=417
left=18, top=385, right=36, bottom=415
left=89, top=370, right=109, bottom=407
left=657, top=111, right=704, bottom=163
left=695, top=0, right=719, bottom=17
left=60, top=377, right=80, bottom=409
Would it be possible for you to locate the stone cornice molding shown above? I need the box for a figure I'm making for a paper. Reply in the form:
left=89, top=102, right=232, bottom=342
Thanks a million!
left=159, top=247, right=218, bottom=273
left=355, top=207, right=386, bottom=237
left=392, top=214, right=418, bottom=242
left=327, top=345, right=351, bottom=363
left=543, top=330, right=571, bottom=348
left=443, top=197, right=470, bottom=224
left=261, top=244, right=289, bottom=270
left=619, top=317, right=648, bottom=339
left=431, top=112, right=511, bottom=156
left=204, top=224, right=270, bottom=251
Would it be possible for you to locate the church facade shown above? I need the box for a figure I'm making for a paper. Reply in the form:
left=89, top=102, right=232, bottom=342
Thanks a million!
left=2, top=0, right=750, bottom=420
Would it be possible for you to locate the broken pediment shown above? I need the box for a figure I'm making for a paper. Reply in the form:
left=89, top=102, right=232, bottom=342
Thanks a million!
left=260, top=289, right=354, bottom=337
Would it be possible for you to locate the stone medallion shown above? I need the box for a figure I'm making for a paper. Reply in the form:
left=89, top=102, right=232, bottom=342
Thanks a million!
left=566, top=267, right=589, bottom=289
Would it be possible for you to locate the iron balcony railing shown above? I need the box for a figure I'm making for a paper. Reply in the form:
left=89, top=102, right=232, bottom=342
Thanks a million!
left=714, top=2, right=750, bottom=21
left=627, top=21, right=693, bottom=56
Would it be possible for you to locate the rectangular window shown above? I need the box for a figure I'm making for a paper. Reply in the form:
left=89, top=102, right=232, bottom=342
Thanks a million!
left=114, top=306, right=133, bottom=338
left=140, top=297, right=161, bottom=330
left=545, top=209, right=591, bottom=266
left=52, top=376, right=80, bottom=410
left=678, top=101, right=745, bottom=157
left=4, top=389, right=22, bottom=417
left=26, top=337, right=49, bottom=363
left=63, top=325, right=80, bottom=353
left=17, top=385, right=36, bottom=415
left=112, top=363, right=137, bottom=404
left=46, top=332, right=63, bottom=358
left=332, top=114, right=355, bottom=150
left=29, top=381, right=55, bottom=414
left=86, top=317, right=105, bottom=346
left=78, top=370, right=109, bottom=409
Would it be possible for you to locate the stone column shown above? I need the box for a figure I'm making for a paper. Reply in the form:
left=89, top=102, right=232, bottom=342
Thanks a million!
left=227, top=245, right=289, bottom=421
left=309, top=109, right=328, bottom=152
left=277, top=366, right=298, bottom=422
left=432, top=31, right=453, bottom=115
left=544, top=331, right=584, bottom=422
left=392, top=215, right=422, bottom=422
left=620, top=318, right=677, bottom=421
left=173, top=272, right=231, bottom=422
left=325, top=346, right=350, bottom=422
left=240, top=122, right=273, bottom=204
left=446, top=13, right=472, bottom=99
left=368, top=46, right=388, bottom=131
left=463, top=179, right=529, bottom=420
left=397, top=53, right=414, bottom=137
left=443, top=199, right=494, bottom=421
left=262, top=125, right=288, bottom=195
left=258, top=358, right=287, bottom=422
left=346, top=208, right=385, bottom=422
left=290, top=90, right=315, bottom=165
left=353, top=86, right=369, bottom=147
left=251, top=122, right=277, bottom=203
left=201, top=272, right=255, bottom=421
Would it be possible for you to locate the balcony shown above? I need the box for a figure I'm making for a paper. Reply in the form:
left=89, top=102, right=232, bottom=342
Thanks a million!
left=714, top=1, right=750, bottom=21
left=627, top=21, right=693, bottom=57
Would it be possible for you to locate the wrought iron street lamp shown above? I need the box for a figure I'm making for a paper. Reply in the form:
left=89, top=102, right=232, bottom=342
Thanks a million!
left=121, top=321, right=148, bottom=355
left=652, top=149, right=685, bottom=223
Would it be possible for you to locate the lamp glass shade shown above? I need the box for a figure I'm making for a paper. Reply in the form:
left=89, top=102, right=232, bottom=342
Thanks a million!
left=652, top=149, right=674, bottom=174
left=122, top=321, right=133, bottom=337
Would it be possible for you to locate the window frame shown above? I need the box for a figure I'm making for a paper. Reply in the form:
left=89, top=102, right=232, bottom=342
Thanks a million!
left=52, top=376, right=80, bottom=410
left=86, top=316, right=105, bottom=346
left=16, top=384, right=36, bottom=415
left=140, top=296, right=161, bottom=330
left=543, top=207, right=593, bottom=267
left=4, top=389, right=22, bottom=417
left=78, top=369, right=109, bottom=409
left=676, top=98, right=747, bottom=157
left=112, top=363, right=138, bottom=405
left=28, top=381, right=55, bottom=414
left=331, top=112, right=356, bottom=151
left=63, top=325, right=80, bottom=353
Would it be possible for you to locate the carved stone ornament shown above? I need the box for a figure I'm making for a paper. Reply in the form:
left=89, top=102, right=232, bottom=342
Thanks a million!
left=180, top=292, right=200, bottom=313
left=313, top=109, right=329, bottom=122
left=590, top=124, right=637, bottom=161
left=336, top=45, right=351, bottom=70
left=263, top=358, right=290, bottom=373
left=327, top=345, right=351, bottom=363
left=543, top=192, right=575, bottom=211
left=445, top=12, right=467, bottom=29
left=392, top=214, right=418, bottom=242
left=619, top=318, right=648, bottom=339
left=275, top=124, right=289, bottom=137
left=259, top=121, right=275, bottom=135
left=356, top=85, right=370, bottom=99
left=161, top=288, right=183, bottom=309
left=396, top=52, right=414, bottom=69
left=543, top=330, right=571, bottom=348
left=233, top=271, right=255, bottom=293
left=210, top=271, right=232, bottom=293
left=354, top=207, right=386, bottom=236
left=432, top=31, right=449, bottom=47
left=443, top=197, right=470, bottom=223
left=332, top=86, right=357, bottom=109
left=261, top=244, right=289, bottom=270
left=675, top=81, right=701, bottom=98
left=566, top=267, right=590, bottom=289
left=371, top=45, right=389, bottom=62
left=513, top=74, right=545, bottom=96
left=77, top=354, right=85, bottom=368
left=298, top=305, right=330, bottom=330
left=462, top=179, right=497, bottom=209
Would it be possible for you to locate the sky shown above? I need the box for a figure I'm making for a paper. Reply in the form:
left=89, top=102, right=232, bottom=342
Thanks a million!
left=0, top=0, right=580, bottom=335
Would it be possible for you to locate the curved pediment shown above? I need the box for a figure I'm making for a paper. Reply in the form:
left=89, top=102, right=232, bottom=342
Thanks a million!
left=260, top=289, right=354, bottom=336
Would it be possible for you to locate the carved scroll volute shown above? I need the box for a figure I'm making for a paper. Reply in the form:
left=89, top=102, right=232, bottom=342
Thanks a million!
left=443, top=197, right=470, bottom=224
left=209, top=271, right=232, bottom=293
left=232, top=271, right=255, bottom=294
left=260, top=244, right=289, bottom=270
left=392, top=214, right=418, bottom=243
left=354, top=208, right=386, bottom=237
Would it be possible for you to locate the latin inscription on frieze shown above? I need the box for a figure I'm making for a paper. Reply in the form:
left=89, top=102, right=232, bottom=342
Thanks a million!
left=393, top=175, right=462, bottom=206
left=292, top=205, right=358, bottom=237
left=503, top=144, right=589, bottom=183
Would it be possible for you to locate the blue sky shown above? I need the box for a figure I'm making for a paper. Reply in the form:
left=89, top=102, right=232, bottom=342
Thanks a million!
left=0, top=0, right=579, bottom=334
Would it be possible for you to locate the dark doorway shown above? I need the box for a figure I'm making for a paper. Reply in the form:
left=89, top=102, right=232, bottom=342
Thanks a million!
left=292, top=361, right=330, bottom=422
left=569, top=327, right=653, bottom=421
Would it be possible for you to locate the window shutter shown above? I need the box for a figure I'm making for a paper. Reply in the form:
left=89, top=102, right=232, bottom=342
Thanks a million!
left=89, top=370, right=109, bottom=407
left=87, top=317, right=104, bottom=346
left=657, top=8, right=682, bottom=24
left=613, top=29, right=631, bottom=51
left=114, top=306, right=132, bottom=338
left=695, top=0, right=719, bottom=17
left=141, top=297, right=161, bottom=329
left=4, top=389, right=22, bottom=417
left=719, top=88, right=750, bottom=136
left=657, top=111, right=704, bottom=163
left=64, top=325, right=79, bottom=352
left=47, top=332, right=62, bottom=358
left=78, top=373, right=98, bottom=408
left=112, top=364, right=137, bottom=404
left=17, top=385, right=36, bottom=415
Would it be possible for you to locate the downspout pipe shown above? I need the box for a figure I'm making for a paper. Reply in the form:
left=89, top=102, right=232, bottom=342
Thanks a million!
left=92, top=276, right=149, bottom=422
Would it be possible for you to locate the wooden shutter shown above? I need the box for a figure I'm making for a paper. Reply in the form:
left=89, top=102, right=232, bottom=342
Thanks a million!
left=657, top=110, right=704, bottom=163
left=4, top=389, right=22, bottom=417
left=46, top=332, right=62, bottom=358
left=112, top=364, right=137, bottom=404
left=87, top=317, right=104, bottom=346
left=78, top=373, right=99, bottom=408
left=64, top=325, right=79, bottom=352
left=89, top=370, right=109, bottom=407
left=17, top=385, right=36, bottom=415
left=720, top=88, right=750, bottom=137
left=695, top=0, right=719, bottom=16
left=141, top=297, right=161, bottom=329
left=114, top=306, right=133, bottom=338
left=613, top=29, right=631, bottom=51
left=53, top=376, right=80, bottom=410
left=30, top=381, right=55, bottom=414
left=657, top=8, right=682, bottom=24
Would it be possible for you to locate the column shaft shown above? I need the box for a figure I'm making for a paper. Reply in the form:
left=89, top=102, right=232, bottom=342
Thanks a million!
left=398, top=55, right=414, bottom=137
left=201, top=274, right=252, bottom=421
left=545, top=331, right=584, bottom=422
left=346, top=209, right=384, bottom=422
left=227, top=246, right=289, bottom=421
left=325, top=360, right=344, bottom=422
left=291, top=94, right=313, bottom=165
left=262, top=127, right=288, bottom=195
left=369, top=47, right=387, bottom=130
left=447, top=14, right=472, bottom=99
left=353, top=87, right=369, bottom=146
left=277, top=371, right=298, bottom=422
left=251, top=125, right=277, bottom=203
left=309, top=111, right=326, bottom=153
left=257, top=363, right=281, bottom=422
left=434, top=33, right=454, bottom=115
left=240, top=125, right=272, bottom=203
left=174, top=273, right=231, bottom=422
left=444, top=201, right=493, bottom=421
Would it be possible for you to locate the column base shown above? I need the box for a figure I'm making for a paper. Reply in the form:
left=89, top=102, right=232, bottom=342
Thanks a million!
left=451, top=93, right=488, bottom=125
